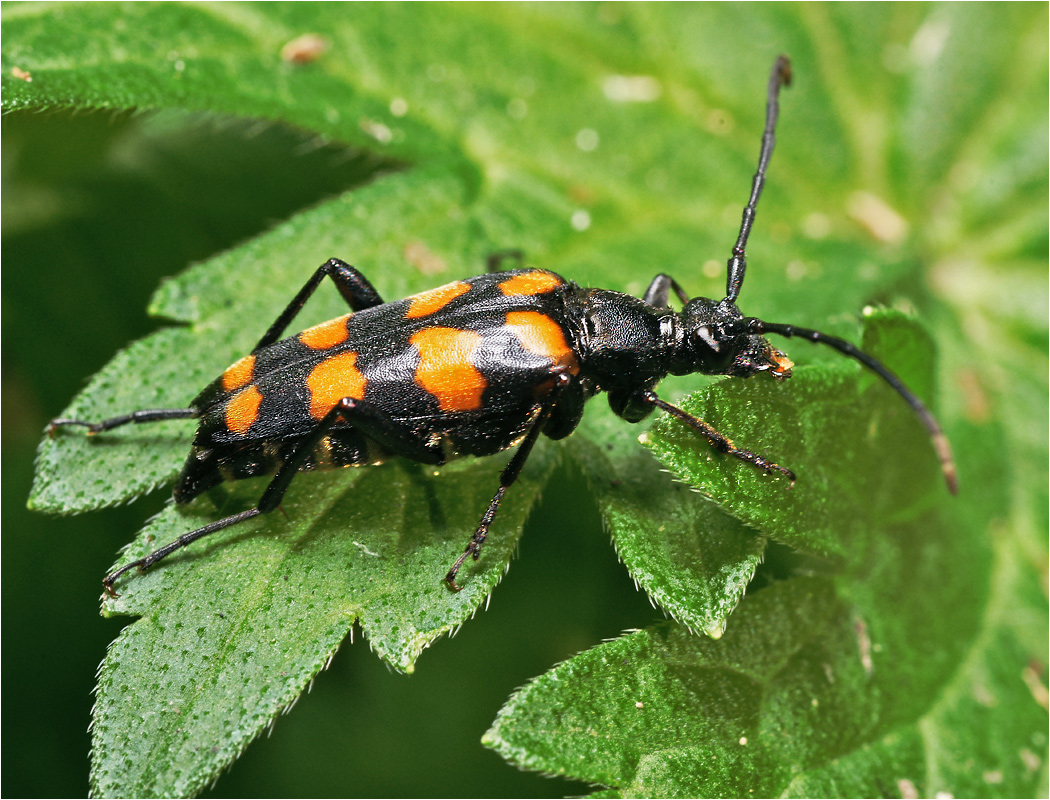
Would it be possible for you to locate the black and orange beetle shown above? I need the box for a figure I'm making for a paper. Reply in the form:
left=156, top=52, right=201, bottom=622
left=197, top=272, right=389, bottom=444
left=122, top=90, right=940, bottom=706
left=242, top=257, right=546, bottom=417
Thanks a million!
left=50, top=57, right=957, bottom=596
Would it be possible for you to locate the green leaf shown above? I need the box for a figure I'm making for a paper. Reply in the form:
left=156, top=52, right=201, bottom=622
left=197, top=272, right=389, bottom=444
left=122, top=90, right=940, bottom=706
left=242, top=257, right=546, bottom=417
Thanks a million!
left=487, top=418, right=1044, bottom=796
left=644, top=310, right=945, bottom=560
left=571, top=409, right=766, bottom=640
left=90, top=449, right=556, bottom=797
left=10, top=3, right=1046, bottom=798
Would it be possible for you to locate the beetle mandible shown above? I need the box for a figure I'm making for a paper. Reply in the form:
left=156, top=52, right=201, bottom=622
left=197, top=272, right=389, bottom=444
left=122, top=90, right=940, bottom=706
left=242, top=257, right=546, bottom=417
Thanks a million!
left=50, top=56, right=957, bottom=595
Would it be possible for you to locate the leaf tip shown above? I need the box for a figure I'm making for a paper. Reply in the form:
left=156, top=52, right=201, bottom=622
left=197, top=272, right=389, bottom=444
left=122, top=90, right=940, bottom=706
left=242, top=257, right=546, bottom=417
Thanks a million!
left=704, top=620, right=726, bottom=639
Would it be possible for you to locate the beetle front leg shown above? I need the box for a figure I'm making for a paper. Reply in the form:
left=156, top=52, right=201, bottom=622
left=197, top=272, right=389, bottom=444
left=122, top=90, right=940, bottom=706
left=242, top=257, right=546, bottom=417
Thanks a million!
left=643, top=390, right=796, bottom=484
left=642, top=274, right=690, bottom=308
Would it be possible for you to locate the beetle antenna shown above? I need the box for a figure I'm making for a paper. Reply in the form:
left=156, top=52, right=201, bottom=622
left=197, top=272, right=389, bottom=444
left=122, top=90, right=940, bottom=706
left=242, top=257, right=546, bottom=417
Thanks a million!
left=725, top=55, right=792, bottom=303
left=743, top=317, right=958, bottom=494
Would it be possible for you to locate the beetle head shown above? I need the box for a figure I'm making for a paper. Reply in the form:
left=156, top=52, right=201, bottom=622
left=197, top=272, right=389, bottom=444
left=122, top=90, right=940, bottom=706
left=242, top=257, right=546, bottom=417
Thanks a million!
left=671, top=297, right=793, bottom=379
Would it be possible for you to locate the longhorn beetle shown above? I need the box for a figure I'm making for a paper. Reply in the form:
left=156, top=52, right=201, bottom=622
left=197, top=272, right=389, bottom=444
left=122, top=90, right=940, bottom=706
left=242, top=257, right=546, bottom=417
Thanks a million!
left=50, top=56, right=957, bottom=596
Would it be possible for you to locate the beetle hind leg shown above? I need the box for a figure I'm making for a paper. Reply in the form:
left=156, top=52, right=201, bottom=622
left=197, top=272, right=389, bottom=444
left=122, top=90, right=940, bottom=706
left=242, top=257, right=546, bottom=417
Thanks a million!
left=485, top=249, right=525, bottom=273
left=49, top=407, right=198, bottom=436
left=103, top=395, right=445, bottom=596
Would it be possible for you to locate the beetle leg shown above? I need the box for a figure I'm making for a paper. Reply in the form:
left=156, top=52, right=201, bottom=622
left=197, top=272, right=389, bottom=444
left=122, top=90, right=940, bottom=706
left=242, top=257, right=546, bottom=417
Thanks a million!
left=102, top=507, right=262, bottom=597
left=55, top=259, right=382, bottom=432
left=49, top=407, right=198, bottom=436
left=642, top=274, right=690, bottom=308
left=444, top=371, right=572, bottom=591
left=485, top=249, right=525, bottom=273
left=643, top=391, right=796, bottom=484
left=102, top=396, right=444, bottom=597
left=253, top=258, right=385, bottom=352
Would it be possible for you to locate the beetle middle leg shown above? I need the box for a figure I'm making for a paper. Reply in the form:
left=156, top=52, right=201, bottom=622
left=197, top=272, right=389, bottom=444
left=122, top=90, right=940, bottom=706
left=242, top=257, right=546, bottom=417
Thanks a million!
left=253, top=258, right=385, bottom=352
left=444, top=370, right=576, bottom=591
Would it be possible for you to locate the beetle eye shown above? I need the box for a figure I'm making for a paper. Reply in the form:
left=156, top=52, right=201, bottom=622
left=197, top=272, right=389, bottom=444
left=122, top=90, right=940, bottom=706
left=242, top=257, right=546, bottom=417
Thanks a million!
left=692, top=325, right=722, bottom=353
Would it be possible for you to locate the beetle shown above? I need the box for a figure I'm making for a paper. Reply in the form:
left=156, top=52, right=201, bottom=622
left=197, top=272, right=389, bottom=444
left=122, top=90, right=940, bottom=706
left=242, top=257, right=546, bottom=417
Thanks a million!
left=50, top=56, right=956, bottom=596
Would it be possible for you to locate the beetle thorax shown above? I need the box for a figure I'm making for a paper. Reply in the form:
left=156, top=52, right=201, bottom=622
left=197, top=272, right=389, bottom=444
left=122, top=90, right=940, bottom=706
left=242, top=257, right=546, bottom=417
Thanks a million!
left=572, top=288, right=677, bottom=393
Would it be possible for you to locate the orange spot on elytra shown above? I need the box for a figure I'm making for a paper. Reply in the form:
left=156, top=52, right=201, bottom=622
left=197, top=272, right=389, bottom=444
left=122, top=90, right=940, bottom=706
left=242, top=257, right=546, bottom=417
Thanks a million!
left=299, top=314, right=351, bottom=350
left=410, top=328, right=487, bottom=412
left=221, top=354, right=256, bottom=392
left=225, top=386, right=263, bottom=435
left=306, top=352, right=367, bottom=420
left=498, top=270, right=563, bottom=297
left=505, top=312, right=579, bottom=374
left=405, top=282, right=470, bottom=318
